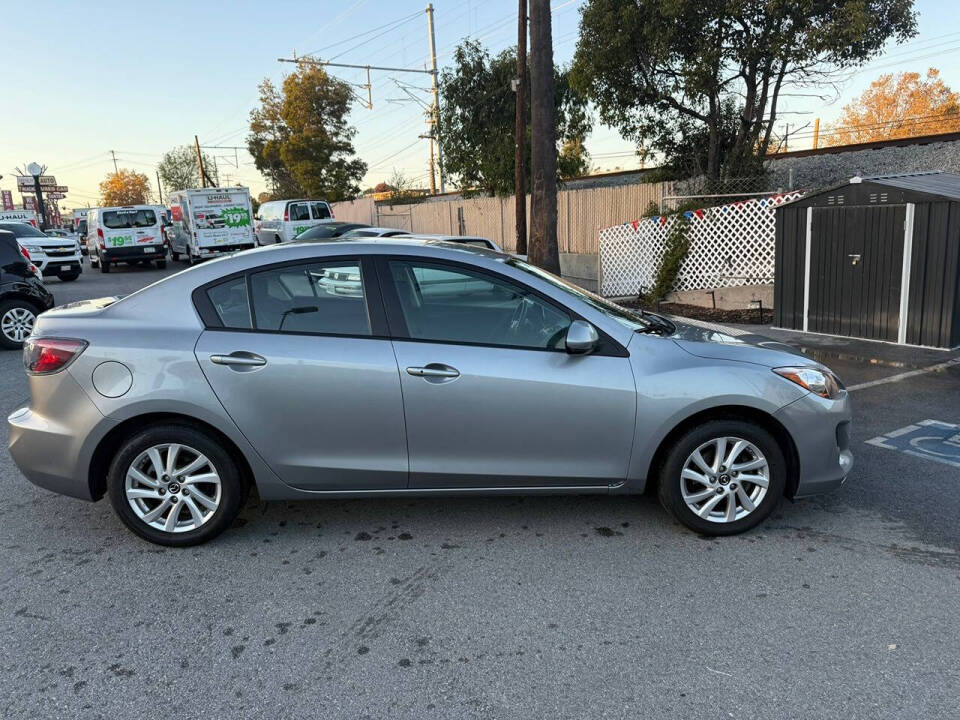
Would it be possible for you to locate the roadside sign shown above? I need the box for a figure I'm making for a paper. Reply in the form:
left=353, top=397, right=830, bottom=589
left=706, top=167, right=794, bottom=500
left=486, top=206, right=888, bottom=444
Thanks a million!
left=45, top=192, right=65, bottom=200
left=16, top=175, right=57, bottom=187
left=0, top=190, right=12, bottom=211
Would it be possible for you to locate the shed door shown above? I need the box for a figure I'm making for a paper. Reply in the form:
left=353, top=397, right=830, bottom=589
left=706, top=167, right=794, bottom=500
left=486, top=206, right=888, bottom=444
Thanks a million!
left=808, top=205, right=905, bottom=342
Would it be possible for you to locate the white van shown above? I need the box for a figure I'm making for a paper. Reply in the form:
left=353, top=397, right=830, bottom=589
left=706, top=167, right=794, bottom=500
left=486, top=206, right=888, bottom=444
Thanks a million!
left=167, top=187, right=255, bottom=263
left=86, top=205, right=166, bottom=273
left=255, top=199, right=334, bottom=245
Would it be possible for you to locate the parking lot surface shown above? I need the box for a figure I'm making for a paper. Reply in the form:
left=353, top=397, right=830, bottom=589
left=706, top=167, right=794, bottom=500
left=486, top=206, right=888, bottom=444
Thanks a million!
left=2, top=263, right=959, bottom=719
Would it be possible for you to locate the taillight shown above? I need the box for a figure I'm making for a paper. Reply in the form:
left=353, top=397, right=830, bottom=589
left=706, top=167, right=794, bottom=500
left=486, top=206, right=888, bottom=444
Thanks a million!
left=19, top=245, right=30, bottom=260
left=97, top=227, right=105, bottom=248
left=283, top=208, right=289, bottom=221
left=24, top=338, right=88, bottom=375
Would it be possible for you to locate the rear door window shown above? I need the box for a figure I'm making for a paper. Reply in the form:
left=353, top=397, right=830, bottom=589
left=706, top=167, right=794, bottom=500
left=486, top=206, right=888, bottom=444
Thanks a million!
left=310, top=202, right=331, bottom=220
left=103, top=209, right=157, bottom=228
left=249, top=261, right=370, bottom=335
left=288, top=203, right=310, bottom=222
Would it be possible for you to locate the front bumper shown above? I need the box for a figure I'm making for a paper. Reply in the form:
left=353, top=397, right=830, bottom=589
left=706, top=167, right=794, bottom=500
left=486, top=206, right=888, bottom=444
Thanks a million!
left=8, top=371, right=115, bottom=501
left=775, top=390, right=854, bottom=498
left=40, top=259, right=82, bottom=276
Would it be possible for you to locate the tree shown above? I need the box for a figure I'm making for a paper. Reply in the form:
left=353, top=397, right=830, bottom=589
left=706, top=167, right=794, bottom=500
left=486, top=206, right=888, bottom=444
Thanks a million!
left=100, top=169, right=151, bottom=206
left=529, top=0, right=560, bottom=274
left=438, top=39, right=591, bottom=196
left=248, top=63, right=367, bottom=201
left=571, top=0, right=917, bottom=181
left=157, top=145, right=218, bottom=192
left=827, top=68, right=960, bottom=145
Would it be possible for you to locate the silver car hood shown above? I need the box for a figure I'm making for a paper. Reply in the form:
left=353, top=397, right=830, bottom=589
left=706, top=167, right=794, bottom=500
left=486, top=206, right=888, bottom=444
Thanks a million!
left=667, top=317, right=813, bottom=369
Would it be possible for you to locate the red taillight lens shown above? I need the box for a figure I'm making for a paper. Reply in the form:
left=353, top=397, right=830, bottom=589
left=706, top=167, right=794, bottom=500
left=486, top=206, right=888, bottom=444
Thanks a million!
left=23, top=338, right=88, bottom=375
left=19, top=245, right=30, bottom=260
left=283, top=209, right=289, bottom=221
left=97, top=227, right=105, bottom=248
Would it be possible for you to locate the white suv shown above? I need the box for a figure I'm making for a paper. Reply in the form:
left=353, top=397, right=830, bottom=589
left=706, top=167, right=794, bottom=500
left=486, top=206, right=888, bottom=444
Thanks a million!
left=0, top=222, right=83, bottom=282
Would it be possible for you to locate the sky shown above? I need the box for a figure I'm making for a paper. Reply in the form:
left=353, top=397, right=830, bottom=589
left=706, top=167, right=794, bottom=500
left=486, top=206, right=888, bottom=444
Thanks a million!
left=1, top=0, right=960, bottom=212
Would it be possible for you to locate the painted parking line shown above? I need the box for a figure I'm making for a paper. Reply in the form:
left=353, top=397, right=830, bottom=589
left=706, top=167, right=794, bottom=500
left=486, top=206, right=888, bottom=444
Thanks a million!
left=865, top=419, right=960, bottom=469
left=846, top=356, right=960, bottom=391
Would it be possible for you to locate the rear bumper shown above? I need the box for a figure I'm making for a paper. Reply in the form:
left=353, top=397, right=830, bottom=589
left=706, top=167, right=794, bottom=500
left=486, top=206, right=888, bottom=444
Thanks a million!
left=7, top=372, right=115, bottom=501
left=102, top=246, right=166, bottom=261
left=775, top=390, right=854, bottom=498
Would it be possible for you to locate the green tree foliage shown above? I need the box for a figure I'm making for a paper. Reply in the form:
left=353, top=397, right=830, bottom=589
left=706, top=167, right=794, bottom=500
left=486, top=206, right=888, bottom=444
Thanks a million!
left=571, top=0, right=917, bottom=181
left=439, top=40, right=592, bottom=196
left=248, top=63, right=366, bottom=200
left=157, top=145, right=218, bottom=192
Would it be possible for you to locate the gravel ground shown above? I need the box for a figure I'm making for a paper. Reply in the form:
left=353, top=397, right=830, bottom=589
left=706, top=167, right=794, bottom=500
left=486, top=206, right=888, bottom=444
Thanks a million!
left=1, top=260, right=959, bottom=719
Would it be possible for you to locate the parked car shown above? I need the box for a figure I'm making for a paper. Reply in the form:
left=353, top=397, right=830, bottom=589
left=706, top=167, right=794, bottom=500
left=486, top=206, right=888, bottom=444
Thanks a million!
left=397, top=233, right=502, bottom=251
left=340, top=226, right=409, bottom=238
left=7, top=238, right=853, bottom=546
left=0, top=229, right=55, bottom=349
left=86, top=206, right=166, bottom=273
left=255, top=199, right=334, bottom=245
left=0, top=222, right=83, bottom=282
left=294, top=222, right=370, bottom=241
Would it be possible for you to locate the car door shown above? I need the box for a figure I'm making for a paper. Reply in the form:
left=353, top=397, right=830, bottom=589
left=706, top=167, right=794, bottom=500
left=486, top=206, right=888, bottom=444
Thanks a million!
left=194, top=256, right=408, bottom=492
left=380, top=257, right=637, bottom=489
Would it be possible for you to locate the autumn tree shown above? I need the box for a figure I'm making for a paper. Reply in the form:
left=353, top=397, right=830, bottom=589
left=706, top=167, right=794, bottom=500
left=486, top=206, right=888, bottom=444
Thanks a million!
left=827, top=68, right=960, bottom=145
left=248, top=63, right=366, bottom=201
left=157, top=145, right=218, bottom=192
left=99, top=169, right=151, bottom=206
left=571, top=0, right=917, bottom=182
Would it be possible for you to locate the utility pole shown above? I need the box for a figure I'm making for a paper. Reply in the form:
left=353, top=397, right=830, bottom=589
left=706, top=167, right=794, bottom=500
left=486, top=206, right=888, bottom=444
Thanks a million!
left=110, top=150, right=119, bottom=174
left=156, top=171, right=163, bottom=204
left=194, top=135, right=207, bottom=188
left=528, top=0, right=559, bottom=273
left=514, top=0, right=528, bottom=254
left=812, top=118, right=820, bottom=150
left=427, top=3, right=445, bottom=193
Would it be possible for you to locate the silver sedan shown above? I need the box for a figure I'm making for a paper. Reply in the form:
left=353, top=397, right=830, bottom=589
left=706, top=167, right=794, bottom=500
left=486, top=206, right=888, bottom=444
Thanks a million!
left=7, top=238, right=853, bottom=545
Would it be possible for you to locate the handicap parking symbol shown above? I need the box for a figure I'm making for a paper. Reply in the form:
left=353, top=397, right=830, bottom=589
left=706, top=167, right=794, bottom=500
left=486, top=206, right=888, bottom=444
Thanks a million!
left=866, top=420, right=960, bottom=468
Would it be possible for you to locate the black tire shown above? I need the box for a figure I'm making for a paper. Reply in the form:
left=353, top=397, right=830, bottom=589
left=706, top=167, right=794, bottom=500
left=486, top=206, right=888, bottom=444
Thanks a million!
left=275, top=235, right=282, bottom=244
left=156, top=259, right=167, bottom=269
left=0, top=299, right=38, bottom=350
left=90, top=253, right=99, bottom=268
left=100, top=260, right=111, bottom=273
left=107, top=424, right=248, bottom=547
left=171, top=248, right=180, bottom=261
left=657, top=419, right=786, bottom=536
left=58, top=272, right=80, bottom=282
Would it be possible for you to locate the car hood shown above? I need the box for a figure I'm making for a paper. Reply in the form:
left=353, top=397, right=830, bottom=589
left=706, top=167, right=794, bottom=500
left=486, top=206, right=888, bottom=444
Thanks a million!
left=667, top=317, right=818, bottom=369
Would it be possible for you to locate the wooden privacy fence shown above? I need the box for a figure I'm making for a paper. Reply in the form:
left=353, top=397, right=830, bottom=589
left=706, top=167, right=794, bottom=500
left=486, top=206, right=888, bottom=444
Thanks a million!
left=331, top=182, right=673, bottom=254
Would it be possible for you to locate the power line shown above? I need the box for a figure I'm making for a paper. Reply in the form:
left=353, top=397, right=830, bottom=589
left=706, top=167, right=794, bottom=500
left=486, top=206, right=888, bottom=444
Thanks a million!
left=305, top=11, right=423, bottom=58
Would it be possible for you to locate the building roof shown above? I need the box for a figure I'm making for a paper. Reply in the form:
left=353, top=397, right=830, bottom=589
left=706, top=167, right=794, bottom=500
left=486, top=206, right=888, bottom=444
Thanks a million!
left=853, top=171, right=960, bottom=200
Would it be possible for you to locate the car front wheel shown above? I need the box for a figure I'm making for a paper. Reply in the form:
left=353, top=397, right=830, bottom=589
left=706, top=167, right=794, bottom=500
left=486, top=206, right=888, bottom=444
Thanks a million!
left=658, top=419, right=786, bottom=536
left=107, top=424, right=248, bottom=546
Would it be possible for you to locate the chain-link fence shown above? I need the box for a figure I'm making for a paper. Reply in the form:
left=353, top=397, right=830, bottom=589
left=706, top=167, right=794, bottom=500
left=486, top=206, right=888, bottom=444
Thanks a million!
left=660, top=174, right=798, bottom=213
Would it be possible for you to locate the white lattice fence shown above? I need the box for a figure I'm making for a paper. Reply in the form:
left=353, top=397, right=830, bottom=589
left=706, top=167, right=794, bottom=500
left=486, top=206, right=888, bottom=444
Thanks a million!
left=598, top=192, right=802, bottom=297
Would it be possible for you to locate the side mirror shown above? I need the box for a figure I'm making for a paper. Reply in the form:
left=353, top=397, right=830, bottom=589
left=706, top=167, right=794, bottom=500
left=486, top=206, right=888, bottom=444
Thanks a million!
left=565, top=320, right=599, bottom=354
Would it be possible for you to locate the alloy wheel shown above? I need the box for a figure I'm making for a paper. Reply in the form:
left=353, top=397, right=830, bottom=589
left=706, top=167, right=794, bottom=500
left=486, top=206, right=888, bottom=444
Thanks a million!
left=679, top=436, right=769, bottom=523
left=125, top=443, right=222, bottom=533
left=1, top=306, right=36, bottom=344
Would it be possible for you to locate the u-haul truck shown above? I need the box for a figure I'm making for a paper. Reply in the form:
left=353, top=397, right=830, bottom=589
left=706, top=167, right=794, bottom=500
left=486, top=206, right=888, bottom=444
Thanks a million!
left=167, top=187, right=255, bottom=264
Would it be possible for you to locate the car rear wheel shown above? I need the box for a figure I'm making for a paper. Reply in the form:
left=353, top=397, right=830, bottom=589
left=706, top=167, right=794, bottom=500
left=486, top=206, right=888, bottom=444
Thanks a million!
left=156, top=259, right=167, bottom=269
left=107, top=424, right=247, bottom=546
left=100, top=256, right=111, bottom=273
left=658, top=419, right=786, bottom=536
left=0, top=300, right=37, bottom=350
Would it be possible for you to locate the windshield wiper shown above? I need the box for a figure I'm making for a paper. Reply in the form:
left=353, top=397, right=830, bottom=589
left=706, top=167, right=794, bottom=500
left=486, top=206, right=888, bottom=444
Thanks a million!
left=635, top=310, right=676, bottom=336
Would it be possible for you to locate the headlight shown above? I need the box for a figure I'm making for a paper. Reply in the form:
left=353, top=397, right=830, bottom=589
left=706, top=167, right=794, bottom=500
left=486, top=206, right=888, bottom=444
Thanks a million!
left=773, top=366, right=843, bottom=399
left=21, top=244, right=41, bottom=253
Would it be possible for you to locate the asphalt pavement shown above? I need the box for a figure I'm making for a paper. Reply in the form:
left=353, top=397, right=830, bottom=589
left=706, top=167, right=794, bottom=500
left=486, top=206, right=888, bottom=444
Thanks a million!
left=1, top=259, right=958, bottom=719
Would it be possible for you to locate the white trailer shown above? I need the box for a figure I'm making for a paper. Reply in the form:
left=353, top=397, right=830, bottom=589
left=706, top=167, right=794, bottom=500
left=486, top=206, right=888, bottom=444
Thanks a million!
left=167, top=187, right=255, bottom=263
left=0, top=209, right=39, bottom=226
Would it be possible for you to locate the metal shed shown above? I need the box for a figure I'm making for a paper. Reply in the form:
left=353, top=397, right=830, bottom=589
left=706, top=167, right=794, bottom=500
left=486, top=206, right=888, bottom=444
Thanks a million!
left=774, top=171, right=960, bottom=348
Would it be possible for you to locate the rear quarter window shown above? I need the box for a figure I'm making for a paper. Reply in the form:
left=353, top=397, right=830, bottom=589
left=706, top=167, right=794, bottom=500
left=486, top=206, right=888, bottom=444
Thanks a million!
left=206, top=277, right=251, bottom=329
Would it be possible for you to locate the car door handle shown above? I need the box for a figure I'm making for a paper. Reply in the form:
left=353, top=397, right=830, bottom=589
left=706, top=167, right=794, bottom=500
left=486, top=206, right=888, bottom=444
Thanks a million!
left=406, top=364, right=460, bottom=379
left=210, top=352, right=267, bottom=367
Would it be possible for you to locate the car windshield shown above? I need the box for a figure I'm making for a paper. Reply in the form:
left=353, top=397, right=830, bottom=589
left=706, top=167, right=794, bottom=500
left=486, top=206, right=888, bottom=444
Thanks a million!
left=0, top=222, right=47, bottom=238
left=103, top=209, right=157, bottom=229
left=505, top=257, right=651, bottom=331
